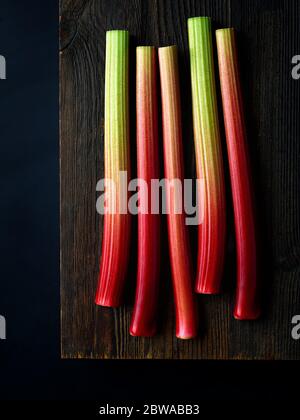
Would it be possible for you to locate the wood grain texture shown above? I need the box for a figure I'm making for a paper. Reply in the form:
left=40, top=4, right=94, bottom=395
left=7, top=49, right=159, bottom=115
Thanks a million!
left=60, top=0, right=300, bottom=359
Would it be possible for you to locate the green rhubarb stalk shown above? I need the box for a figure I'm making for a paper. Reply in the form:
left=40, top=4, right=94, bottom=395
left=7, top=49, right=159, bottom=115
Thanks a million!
left=95, top=30, right=131, bottom=307
left=188, top=17, right=226, bottom=294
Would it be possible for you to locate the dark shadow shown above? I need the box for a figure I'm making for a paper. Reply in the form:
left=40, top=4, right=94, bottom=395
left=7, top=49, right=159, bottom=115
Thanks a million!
left=123, top=34, right=138, bottom=306
left=178, top=38, right=206, bottom=335
left=155, top=65, right=172, bottom=335
left=236, top=30, right=273, bottom=320
left=212, top=20, right=237, bottom=294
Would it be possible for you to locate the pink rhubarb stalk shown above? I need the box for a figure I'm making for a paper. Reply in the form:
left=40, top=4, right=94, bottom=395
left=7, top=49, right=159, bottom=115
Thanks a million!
left=188, top=17, right=227, bottom=294
left=158, top=46, right=198, bottom=339
left=216, top=28, right=260, bottom=319
left=130, top=47, right=160, bottom=336
left=95, top=30, right=131, bottom=307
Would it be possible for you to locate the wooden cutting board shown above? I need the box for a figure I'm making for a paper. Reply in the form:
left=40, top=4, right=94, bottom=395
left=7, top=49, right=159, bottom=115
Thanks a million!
left=60, top=0, right=300, bottom=359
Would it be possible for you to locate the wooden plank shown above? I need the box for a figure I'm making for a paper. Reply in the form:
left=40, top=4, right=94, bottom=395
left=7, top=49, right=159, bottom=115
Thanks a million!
left=60, top=0, right=300, bottom=359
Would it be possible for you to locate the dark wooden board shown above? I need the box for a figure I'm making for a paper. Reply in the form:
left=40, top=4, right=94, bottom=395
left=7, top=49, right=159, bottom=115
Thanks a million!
left=60, top=0, right=300, bottom=359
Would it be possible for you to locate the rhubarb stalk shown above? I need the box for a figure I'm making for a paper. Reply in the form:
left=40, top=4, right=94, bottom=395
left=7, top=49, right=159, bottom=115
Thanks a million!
left=130, top=47, right=160, bottom=336
left=95, top=30, right=131, bottom=307
left=158, top=46, right=198, bottom=339
left=216, top=28, right=260, bottom=319
left=188, top=17, right=226, bottom=294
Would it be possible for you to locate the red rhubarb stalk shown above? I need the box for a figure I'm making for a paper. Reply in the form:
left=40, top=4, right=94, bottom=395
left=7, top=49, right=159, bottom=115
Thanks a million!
left=158, top=46, right=198, bottom=339
left=216, top=28, right=260, bottom=319
left=188, top=17, right=226, bottom=294
left=130, top=47, right=160, bottom=336
left=95, top=30, right=131, bottom=307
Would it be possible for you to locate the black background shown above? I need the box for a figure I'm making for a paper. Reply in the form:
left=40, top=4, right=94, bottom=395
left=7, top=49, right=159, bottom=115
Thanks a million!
left=0, top=0, right=299, bottom=401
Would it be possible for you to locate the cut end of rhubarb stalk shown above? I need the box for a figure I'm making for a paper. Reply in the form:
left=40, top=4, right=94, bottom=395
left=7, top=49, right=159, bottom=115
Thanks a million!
left=216, top=27, right=235, bottom=35
left=159, top=45, right=177, bottom=51
left=233, top=302, right=261, bottom=321
left=188, top=17, right=212, bottom=44
left=106, top=29, right=129, bottom=36
left=188, top=16, right=226, bottom=296
left=196, top=285, right=222, bottom=295
left=188, top=16, right=211, bottom=25
left=234, top=307, right=261, bottom=321
left=176, top=330, right=197, bottom=340
left=95, top=296, right=121, bottom=308
left=129, top=324, right=156, bottom=338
